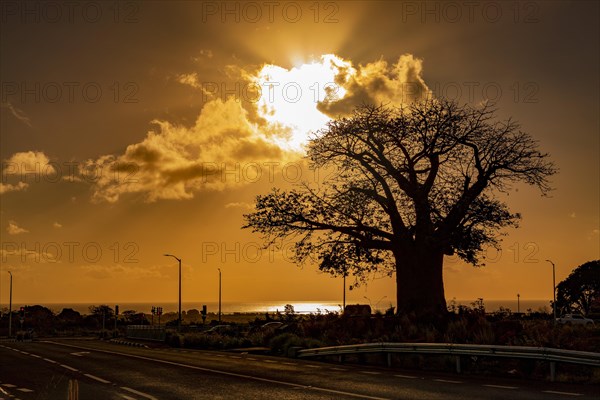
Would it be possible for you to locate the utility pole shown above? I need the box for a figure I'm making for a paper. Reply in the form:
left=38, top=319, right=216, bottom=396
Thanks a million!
left=218, top=268, right=222, bottom=323
left=8, top=271, right=13, bottom=338
left=546, top=260, right=557, bottom=322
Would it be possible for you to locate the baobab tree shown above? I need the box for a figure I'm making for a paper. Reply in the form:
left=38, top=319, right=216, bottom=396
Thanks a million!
left=243, top=99, right=556, bottom=316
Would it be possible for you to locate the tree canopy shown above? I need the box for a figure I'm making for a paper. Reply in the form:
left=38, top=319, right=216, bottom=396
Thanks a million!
left=244, top=99, right=556, bottom=315
left=556, top=260, right=600, bottom=316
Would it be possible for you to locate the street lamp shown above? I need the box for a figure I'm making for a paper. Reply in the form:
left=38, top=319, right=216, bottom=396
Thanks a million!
left=164, top=254, right=182, bottom=331
left=218, top=268, right=222, bottom=323
left=545, top=259, right=556, bottom=321
left=7, top=271, right=13, bottom=338
left=517, top=293, right=520, bottom=314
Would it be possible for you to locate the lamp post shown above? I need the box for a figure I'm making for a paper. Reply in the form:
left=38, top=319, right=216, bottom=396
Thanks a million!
left=8, top=271, right=13, bottom=338
left=218, top=268, right=222, bottom=323
left=164, top=254, right=182, bottom=331
left=343, top=274, right=346, bottom=312
left=545, top=259, right=556, bottom=321
left=517, top=293, right=520, bottom=314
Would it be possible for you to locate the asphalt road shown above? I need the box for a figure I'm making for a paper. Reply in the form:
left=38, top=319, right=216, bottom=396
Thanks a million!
left=1, top=339, right=597, bottom=400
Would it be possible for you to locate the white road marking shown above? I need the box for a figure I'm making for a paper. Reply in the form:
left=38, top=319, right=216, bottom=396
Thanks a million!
left=305, top=364, right=321, bottom=368
left=434, top=379, right=462, bottom=384
left=394, top=374, right=418, bottom=379
left=70, top=351, right=90, bottom=357
left=542, top=391, right=583, bottom=396
left=45, top=341, right=392, bottom=400
left=1, top=384, right=16, bottom=388
left=60, top=364, right=79, bottom=372
left=483, top=384, right=518, bottom=390
left=263, top=360, right=278, bottom=363
left=119, top=395, right=136, bottom=400
left=19, top=351, right=29, bottom=355
left=229, top=355, right=242, bottom=359
left=330, top=367, right=347, bottom=371
left=121, top=387, right=158, bottom=400
left=247, top=357, right=257, bottom=361
left=29, top=354, right=42, bottom=358
left=282, top=362, right=297, bottom=366
left=84, top=374, right=111, bottom=384
left=16, top=388, right=33, bottom=393
left=43, top=358, right=56, bottom=363
left=361, top=371, right=381, bottom=375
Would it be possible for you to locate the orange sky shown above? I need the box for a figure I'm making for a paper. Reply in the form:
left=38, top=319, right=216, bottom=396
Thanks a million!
left=1, top=1, right=598, bottom=308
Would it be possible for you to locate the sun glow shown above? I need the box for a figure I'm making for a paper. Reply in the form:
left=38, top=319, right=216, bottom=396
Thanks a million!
left=254, top=54, right=353, bottom=150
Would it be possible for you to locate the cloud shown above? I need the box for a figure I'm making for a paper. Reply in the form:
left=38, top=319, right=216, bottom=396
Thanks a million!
left=177, top=72, right=201, bottom=89
left=87, top=98, right=293, bottom=203
left=569, top=212, right=576, bottom=218
left=2, top=150, right=54, bottom=176
left=1, top=102, right=32, bottom=127
left=86, top=53, right=431, bottom=203
left=192, top=49, right=213, bottom=61
left=53, top=222, right=63, bottom=228
left=7, top=220, right=28, bottom=235
left=225, top=202, right=253, bottom=209
left=317, top=54, right=431, bottom=117
left=0, top=181, right=29, bottom=194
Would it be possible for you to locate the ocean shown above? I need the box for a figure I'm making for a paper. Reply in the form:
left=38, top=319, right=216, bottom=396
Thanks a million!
left=10, top=299, right=551, bottom=315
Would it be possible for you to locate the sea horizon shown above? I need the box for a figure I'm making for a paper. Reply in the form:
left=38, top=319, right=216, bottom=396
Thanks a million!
left=2, top=299, right=551, bottom=315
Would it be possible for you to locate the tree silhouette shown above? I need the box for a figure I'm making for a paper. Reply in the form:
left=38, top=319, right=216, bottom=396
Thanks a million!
left=244, top=99, right=556, bottom=316
left=556, top=260, right=600, bottom=316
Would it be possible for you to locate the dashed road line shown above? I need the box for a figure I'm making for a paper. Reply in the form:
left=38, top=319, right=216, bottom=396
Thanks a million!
left=121, top=386, right=158, bottom=400
left=29, top=354, right=41, bottom=358
left=84, top=374, right=111, bottom=384
left=394, top=374, right=418, bottom=379
left=542, top=391, right=583, bottom=397
left=43, top=358, right=56, bottom=364
left=263, top=360, right=278, bottom=363
left=433, top=379, right=462, bottom=384
left=305, top=364, right=321, bottom=368
left=329, top=367, right=347, bottom=371
left=361, top=371, right=381, bottom=375
left=282, top=362, right=297, bottom=366
left=1, top=384, right=16, bottom=388
left=16, top=388, right=33, bottom=393
left=247, top=357, right=257, bottom=361
left=60, top=364, right=79, bottom=372
left=483, top=384, right=518, bottom=390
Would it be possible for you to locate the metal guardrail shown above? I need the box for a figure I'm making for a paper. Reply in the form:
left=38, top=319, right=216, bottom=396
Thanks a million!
left=126, top=325, right=166, bottom=341
left=297, top=343, right=600, bottom=381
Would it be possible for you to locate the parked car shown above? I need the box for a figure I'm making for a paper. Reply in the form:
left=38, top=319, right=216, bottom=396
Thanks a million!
left=556, top=314, right=595, bottom=326
left=205, top=325, right=236, bottom=335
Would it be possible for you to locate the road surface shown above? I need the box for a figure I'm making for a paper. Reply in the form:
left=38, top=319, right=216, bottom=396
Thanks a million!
left=1, top=339, right=597, bottom=399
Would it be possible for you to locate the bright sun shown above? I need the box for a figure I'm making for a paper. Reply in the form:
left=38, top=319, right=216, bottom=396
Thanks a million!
left=254, top=54, right=353, bottom=150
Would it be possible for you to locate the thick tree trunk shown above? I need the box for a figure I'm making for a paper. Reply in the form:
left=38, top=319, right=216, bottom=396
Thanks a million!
left=394, top=244, right=447, bottom=316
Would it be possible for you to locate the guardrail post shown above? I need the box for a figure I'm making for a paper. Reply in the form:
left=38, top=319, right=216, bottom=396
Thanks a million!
left=338, top=354, right=344, bottom=363
left=550, top=361, right=556, bottom=382
left=387, top=353, right=392, bottom=367
left=455, top=356, right=461, bottom=374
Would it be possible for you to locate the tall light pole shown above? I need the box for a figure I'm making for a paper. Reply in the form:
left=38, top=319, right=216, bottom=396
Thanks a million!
left=218, top=268, right=222, bottom=323
left=343, top=273, right=346, bottom=312
left=164, top=254, right=182, bottom=331
left=546, top=259, right=556, bottom=321
left=517, top=293, right=520, bottom=314
left=7, top=271, right=13, bottom=338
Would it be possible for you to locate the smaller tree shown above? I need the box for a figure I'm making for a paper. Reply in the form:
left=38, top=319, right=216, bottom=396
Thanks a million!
left=556, top=260, right=600, bottom=316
